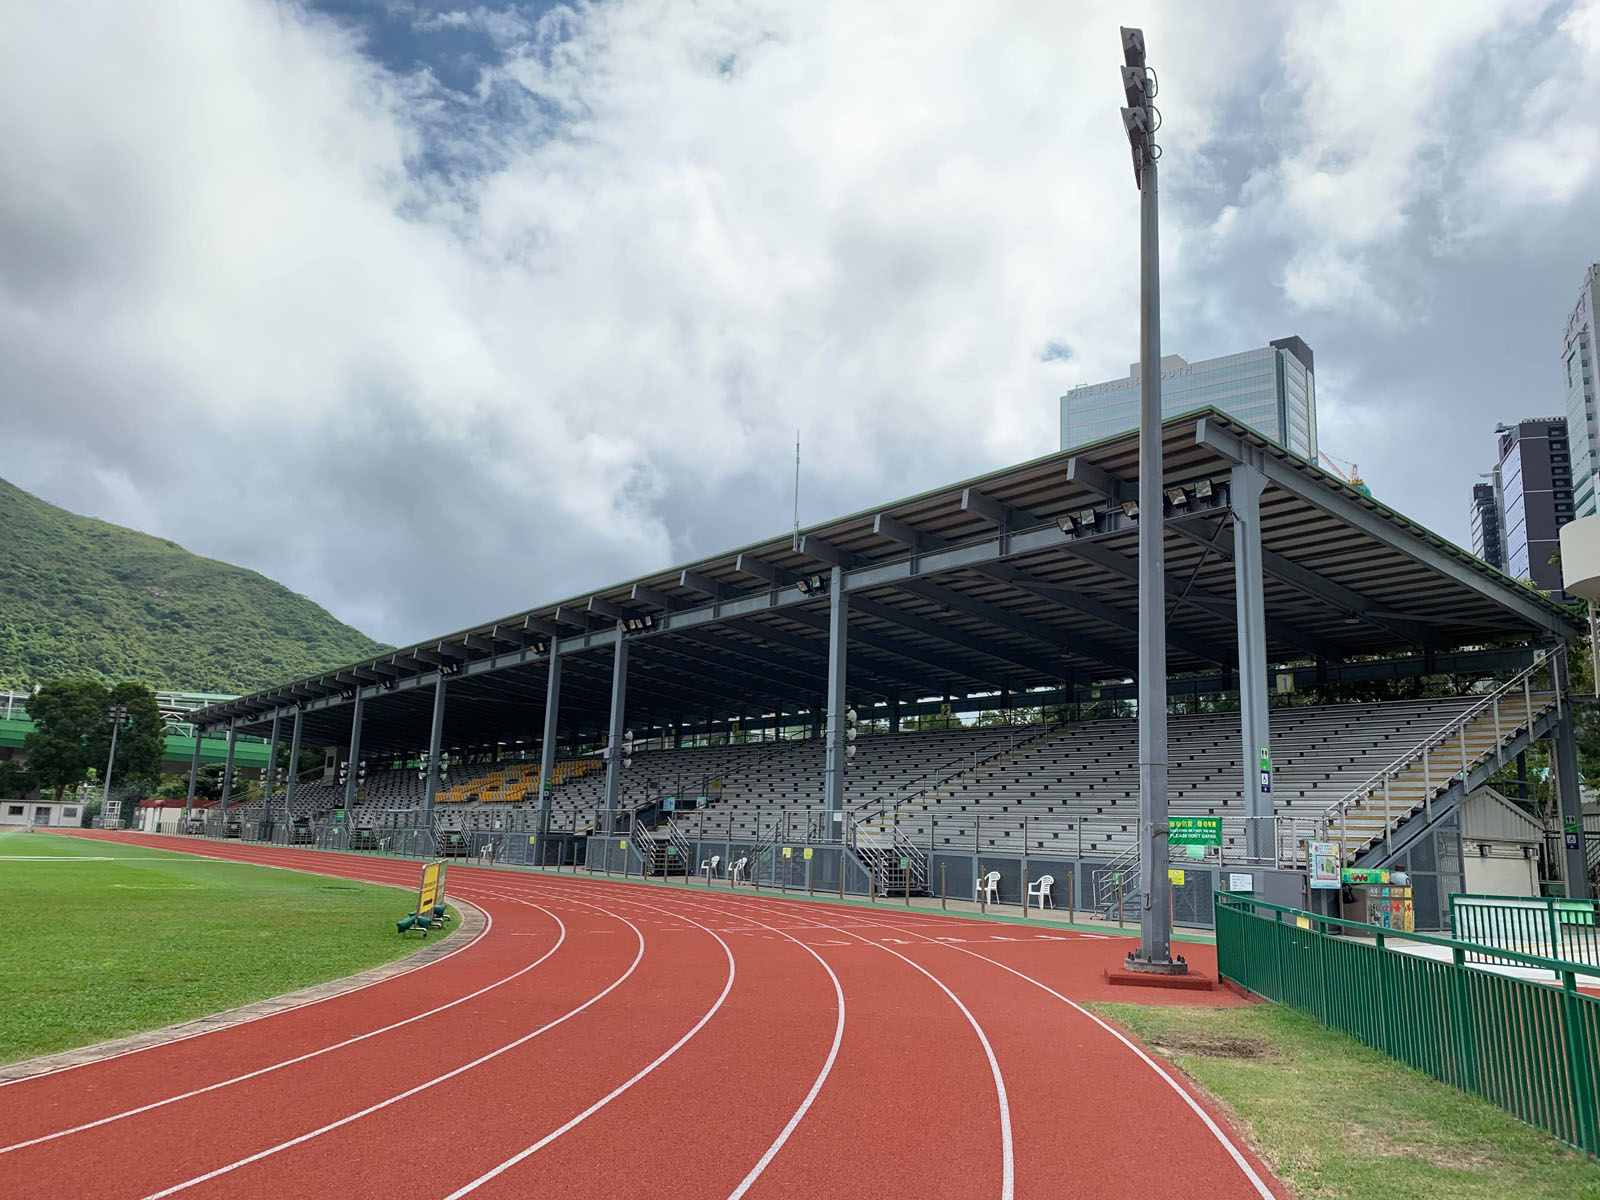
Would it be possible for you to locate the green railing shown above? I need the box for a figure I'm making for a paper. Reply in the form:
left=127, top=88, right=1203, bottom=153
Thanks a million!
left=1450, top=893, right=1600, bottom=969
left=1216, top=892, right=1600, bottom=1158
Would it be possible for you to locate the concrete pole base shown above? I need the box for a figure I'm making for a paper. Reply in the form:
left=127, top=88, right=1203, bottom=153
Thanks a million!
left=1121, top=950, right=1191, bottom=975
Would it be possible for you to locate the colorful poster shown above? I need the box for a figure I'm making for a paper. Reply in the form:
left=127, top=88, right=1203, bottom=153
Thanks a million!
left=1309, top=842, right=1341, bottom=890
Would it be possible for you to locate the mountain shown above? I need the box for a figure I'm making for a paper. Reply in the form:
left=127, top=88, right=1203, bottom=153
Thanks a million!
left=0, top=477, right=389, bottom=693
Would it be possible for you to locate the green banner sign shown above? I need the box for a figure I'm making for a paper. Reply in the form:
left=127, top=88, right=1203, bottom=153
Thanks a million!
left=1169, top=816, right=1221, bottom=846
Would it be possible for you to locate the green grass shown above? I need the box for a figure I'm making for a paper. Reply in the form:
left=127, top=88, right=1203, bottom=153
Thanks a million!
left=1093, top=1001, right=1600, bottom=1200
left=0, top=832, right=439, bottom=1064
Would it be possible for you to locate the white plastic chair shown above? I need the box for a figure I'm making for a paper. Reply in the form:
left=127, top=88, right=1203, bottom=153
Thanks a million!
left=976, top=870, right=1000, bottom=905
left=1028, top=874, right=1055, bottom=910
left=699, top=854, right=722, bottom=878
left=730, top=856, right=749, bottom=885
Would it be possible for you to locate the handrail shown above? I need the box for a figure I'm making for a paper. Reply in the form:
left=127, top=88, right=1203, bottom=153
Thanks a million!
left=1315, top=649, right=1558, bottom=837
left=1217, top=890, right=1598, bottom=977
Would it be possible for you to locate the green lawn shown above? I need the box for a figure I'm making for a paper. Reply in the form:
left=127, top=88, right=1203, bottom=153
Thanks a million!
left=0, top=831, right=438, bottom=1064
left=1093, top=1002, right=1600, bottom=1200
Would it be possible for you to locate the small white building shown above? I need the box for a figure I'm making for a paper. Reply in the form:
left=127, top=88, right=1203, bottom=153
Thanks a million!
left=0, top=798, right=85, bottom=828
left=1460, top=788, right=1544, bottom=897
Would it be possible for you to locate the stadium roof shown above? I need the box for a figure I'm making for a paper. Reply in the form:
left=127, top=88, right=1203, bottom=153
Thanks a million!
left=189, top=409, right=1582, bottom=754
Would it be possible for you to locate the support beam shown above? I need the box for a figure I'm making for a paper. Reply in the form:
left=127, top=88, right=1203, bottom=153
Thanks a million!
left=603, top=639, right=629, bottom=819
left=219, top=721, right=239, bottom=816
left=1065, top=457, right=1133, bottom=504
left=182, top=726, right=203, bottom=825
left=423, top=679, right=447, bottom=821
left=734, top=554, right=794, bottom=587
left=1550, top=654, right=1593, bottom=899
left=630, top=583, right=679, bottom=611
left=588, top=595, right=626, bottom=622
left=1196, top=416, right=1577, bottom=640
left=679, top=570, right=728, bottom=600
left=283, top=709, right=304, bottom=821
left=1232, top=464, right=1274, bottom=862
left=823, top=566, right=849, bottom=824
left=265, top=713, right=283, bottom=822
left=798, top=534, right=859, bottom=568
left=344, top=691, right=365, bottom=808
left=1059, top=536, right=1327, bottom=658
left=850, top=595, right=1032, bottom=685
left=536, top=650, right=561, bottom=846
left=962, top=487, right=1026, bottom=531
left=1169, top=513, right=1430, bottom=649
left=897, top=578, right=1123, bottom=673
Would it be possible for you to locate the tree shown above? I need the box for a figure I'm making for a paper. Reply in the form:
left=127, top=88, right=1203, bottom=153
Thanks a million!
left=23, top=679, right=109, bottom=801
left=84, top=682, right=165, bottom=793
left=0, top=758, right=34, bottom=800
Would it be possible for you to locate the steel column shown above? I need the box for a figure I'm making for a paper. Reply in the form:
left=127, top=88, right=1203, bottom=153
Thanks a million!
left=1233, top=462, right=1273, bottom=862
left=182, top=725, right=204, bottom=824
left=823, top=566, right=849, bottom=824
left=423, top=678, right=447, bottom=821
left=343, top=693, right=364, bottom=808
left=283, top=708, right=304, bottom=819
left=219, top=720, right=239, bottom=816
left=1130, top=144, right=1173, bottom=971
left=265, top=713, right=283, bottom=822
left=1550, top=654, right=1593, bottom=899
left=603, top=639, right=629, bottom=818
left=537, top=647, right=562, bottom=839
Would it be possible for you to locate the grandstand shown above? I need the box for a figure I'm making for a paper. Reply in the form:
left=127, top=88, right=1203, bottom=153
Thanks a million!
left=176, top=410, right=1594, bottom=925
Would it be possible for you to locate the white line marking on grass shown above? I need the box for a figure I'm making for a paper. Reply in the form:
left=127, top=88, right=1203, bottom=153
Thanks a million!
left=0, top=854, right=489, bottom=1091
left=0, top=900, right=562, bottom=1155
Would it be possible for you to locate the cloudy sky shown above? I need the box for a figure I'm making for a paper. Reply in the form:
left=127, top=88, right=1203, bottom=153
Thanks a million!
left=3, top=0, right=1599, bottom=647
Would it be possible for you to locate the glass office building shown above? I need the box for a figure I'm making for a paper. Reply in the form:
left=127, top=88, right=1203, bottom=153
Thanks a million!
left=1060, top=336, right=1317, bottom=459
left=1491, top=418, right=1572, bottom=597
left=1469, top=482, right=1504, bottom=571
left=1563, top=264, right=1599, bottom=516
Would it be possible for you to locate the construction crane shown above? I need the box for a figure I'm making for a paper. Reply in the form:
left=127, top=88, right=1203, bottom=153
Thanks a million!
left=1318, top=450, right=1371, bottom=497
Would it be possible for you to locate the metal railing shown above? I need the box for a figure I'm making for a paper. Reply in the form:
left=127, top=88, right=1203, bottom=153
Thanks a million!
left=1313, top=649, right=1559, bottom=851
left=1216, top=891, right=1599, bottom=1159
left=1450, top=893, right=1600, bottom=969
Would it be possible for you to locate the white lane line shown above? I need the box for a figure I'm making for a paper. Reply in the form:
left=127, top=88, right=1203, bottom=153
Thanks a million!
left=0, top=897, right=558, bottom=1155
left=796, top=903, right=1276, bottom=1200
left=437, top=916, right=736, bottom=1200
left=537, top=876, right=1010, bottom=1200
left=0, top=862, right=493, bottom=1092
left=137, top=902, right=652, bottom=1200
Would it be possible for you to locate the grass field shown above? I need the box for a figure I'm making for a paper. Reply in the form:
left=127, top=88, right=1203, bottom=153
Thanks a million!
left=0, top=831, right=440, bottom=1064
left=1094, top=1002, right=1600, bottom=1200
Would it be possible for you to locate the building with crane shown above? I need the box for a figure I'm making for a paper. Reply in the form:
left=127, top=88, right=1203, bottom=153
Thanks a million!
left=1060, top=336, right=1317, bottom=459
left=1317, top=450, right=1370, bottom=497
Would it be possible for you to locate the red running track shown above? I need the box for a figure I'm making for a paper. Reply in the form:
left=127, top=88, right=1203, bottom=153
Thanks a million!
left=0, top=831, right=1288, bottom=1200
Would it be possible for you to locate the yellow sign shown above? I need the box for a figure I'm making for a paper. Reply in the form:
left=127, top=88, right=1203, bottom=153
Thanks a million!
left=528, top=836, right=536, bottom=845
left=1167, top=869, right=1185, bottom=886
left=803, top=848, right=814, bottom=861
left=782, top=847, right=792, bottom=859
left=1296, top=915, right=1312, bottom=930
left=418, top=861, right=442, bottom=913
left=619, top=839, right=628, bottom=850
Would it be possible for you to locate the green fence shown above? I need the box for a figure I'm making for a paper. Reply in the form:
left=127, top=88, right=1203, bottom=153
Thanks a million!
left=1215, top=892, right=1600, bottom=1158
left=1450, top=893, right=1600, bottom=969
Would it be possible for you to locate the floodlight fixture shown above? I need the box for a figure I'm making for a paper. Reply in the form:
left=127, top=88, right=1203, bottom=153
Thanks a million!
left=796, top=577, right=812, bottom=595
left=1055, top=514, right=1076, bottom=534
left=1165, top=487, right=1189, bottom=508
left=1194, top=479, right=1213, bottom=500
left=1121, top=64, right=1149, bottom=109
left=1121, top=500, right=1140, bottom=519
left=1078, top=507, right=1099, bottom=527
left=1120, top=25, right=1145, bottom=69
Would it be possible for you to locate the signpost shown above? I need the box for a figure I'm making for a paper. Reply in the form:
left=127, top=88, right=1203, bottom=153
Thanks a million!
left=418, top=860, right=442, bottom=914
left=1309, top=842, right=1341, bottom=890
left=1168, top=817, right=1221, bottom=847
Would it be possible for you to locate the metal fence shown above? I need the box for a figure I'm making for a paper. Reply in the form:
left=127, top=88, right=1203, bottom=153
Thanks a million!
left=1216, top=891, right=1600, bottom=1159
left=1449, top=894, right=1600, bottom=969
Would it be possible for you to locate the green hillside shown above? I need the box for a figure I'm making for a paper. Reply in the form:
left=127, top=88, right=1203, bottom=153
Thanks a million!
left=0, top=477, right=389, bottom=693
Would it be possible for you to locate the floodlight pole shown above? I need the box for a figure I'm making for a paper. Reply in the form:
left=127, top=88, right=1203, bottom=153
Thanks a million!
left=100, top=705, right=127, bottom=826
left=1120, top=26, right=1181, bottom=973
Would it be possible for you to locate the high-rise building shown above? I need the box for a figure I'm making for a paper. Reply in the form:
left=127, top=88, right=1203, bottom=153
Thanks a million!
left=1563, top=263, right=1599, bottom=515
left=1060, top=336, right=1317, bottom=458
left=1469, top=481, right=1504, bottom=571
left=1488, top=418, right=1573, bottom=596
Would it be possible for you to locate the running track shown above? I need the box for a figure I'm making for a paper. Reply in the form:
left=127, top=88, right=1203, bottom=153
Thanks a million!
left=1, top=831, right=1288, bottom=1200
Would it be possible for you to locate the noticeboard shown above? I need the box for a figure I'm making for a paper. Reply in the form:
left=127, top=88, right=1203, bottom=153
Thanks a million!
left=1309, top=842, right=1341, bottom=890
left=1169, top=816, right=1221, bottom=846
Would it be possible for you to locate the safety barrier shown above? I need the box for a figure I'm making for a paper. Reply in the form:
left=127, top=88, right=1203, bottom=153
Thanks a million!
left=1216, top=891, right=1600, bottom=1158
left=1450, top=893, right=1600, bottom=969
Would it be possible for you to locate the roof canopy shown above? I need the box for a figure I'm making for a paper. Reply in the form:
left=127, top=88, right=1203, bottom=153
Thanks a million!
left=189, top=410, right=1580, bottom=754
